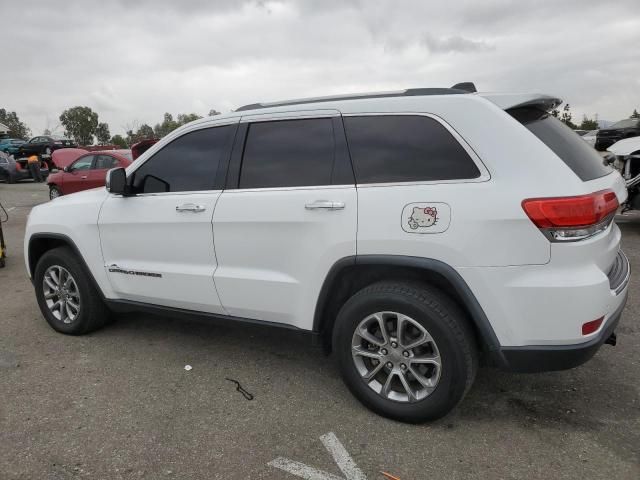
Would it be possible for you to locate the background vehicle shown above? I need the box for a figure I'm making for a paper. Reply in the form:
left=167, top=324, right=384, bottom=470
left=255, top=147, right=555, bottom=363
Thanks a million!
left=0, top=138, right=26, bottom=155
left=0, top=151, right=49, bottom=183
left=582, top=129, right=598, bottom=148
left=573, top=129, right=588, bottom=136
left=595, top=118, right=640, bottom=151
left=47, top=150, right=131, bottom=199
left=25, top=86, right=630, bottom=423
left=131, top=138, right=159, bottom=160
left=50, top=148, right=88, bottom=170
left=607, top=136, right=640, bottom=212
left=17, top=135, right=76, bottom=168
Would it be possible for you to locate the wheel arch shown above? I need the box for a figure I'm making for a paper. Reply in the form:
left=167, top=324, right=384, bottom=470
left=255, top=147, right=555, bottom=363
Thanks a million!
left=313, top=255, right=507, bottom=367
left=27, top=233, right=106, bottom=300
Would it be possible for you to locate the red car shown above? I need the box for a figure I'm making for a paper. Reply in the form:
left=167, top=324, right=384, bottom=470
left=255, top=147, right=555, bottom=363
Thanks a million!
left=47, top=150, right=132, bottom=200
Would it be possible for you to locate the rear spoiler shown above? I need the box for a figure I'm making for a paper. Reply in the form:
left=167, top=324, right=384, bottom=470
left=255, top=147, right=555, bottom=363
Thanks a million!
left=480, top=93, right=562, bottom=112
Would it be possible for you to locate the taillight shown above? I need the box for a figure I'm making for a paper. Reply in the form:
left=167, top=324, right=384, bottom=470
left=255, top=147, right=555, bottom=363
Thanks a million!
left=582, top=317, right=604, bottom=335
left=522, top=189, right=618, bottom=242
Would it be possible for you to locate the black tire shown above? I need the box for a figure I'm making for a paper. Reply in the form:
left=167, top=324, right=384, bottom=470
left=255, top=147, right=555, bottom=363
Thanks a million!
left=333, top=281, right=478, bottom=423
left=49, top=185, right=62, bottom=200
left=34, top=247, right=110, bottom=335
left=7, top=172, right=16, bottom=184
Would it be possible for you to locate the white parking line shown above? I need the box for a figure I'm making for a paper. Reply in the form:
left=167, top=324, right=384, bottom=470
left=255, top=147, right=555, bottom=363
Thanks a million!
left=268, top=432, right=367, bottom=480
left=320, top=433, right=367, bottom=480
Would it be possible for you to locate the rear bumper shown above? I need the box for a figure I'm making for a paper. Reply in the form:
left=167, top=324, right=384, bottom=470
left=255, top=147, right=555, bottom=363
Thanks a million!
left=499, top=288, right=627, bottom=373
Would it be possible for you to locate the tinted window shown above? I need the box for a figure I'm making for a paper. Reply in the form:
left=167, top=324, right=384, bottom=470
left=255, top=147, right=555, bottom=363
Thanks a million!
left=94, top=155, right=120, bottom=169
left=509, top=108, right=612, bottom=181
left=343, top=115, right=480, bottom=184
left=239, top=118, right=334, bottom=188
left=72, top=156, right=94, bottom=170
left=132, top=125, right=234, bottom=193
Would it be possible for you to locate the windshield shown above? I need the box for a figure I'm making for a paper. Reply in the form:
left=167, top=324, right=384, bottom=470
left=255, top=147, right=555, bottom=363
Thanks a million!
left=609, top=118, right=639, bottom=129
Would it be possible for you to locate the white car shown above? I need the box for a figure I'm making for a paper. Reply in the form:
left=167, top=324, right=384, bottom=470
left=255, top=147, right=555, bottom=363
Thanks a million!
left=582, top=129, right=599, bottom=148
left=24, top=84, right=630, bottom=422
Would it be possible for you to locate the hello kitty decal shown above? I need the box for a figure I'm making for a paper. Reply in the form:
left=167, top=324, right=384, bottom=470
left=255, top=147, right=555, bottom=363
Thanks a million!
left=408, top=206, right=438, bottom=229
left=401, top=202, right=451, bottom=234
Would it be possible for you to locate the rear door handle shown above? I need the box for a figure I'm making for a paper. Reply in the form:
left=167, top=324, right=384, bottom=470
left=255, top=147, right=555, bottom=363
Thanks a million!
left=176, top=203, right=206, bottom=213
left=81, top=175, right=87, bottom=179
left=305, top=200, right=345, bottom=210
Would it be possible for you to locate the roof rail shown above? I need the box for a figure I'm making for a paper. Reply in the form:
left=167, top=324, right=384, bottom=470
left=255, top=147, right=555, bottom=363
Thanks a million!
left=235, top=83, right=476, bottom=112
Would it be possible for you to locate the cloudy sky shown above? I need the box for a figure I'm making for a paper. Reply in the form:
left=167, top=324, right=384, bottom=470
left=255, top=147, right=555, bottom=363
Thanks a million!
left=2, top=0, right=639, bottom=137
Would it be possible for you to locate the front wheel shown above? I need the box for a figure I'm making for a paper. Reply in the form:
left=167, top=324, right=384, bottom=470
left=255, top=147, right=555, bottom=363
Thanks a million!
left=34, top=247, right=110, bottom=335
left=333, top=281, right=478, bottom=423
left=49, top=185, right=62, bottom=200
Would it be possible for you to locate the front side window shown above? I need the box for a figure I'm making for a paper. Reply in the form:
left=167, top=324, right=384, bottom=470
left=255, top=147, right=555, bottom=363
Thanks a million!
left=343, top=115, right=481, bottom=184
left=71, top=156, right=94, bottom=171
left=239, top=118, right=335, bottom=189
left=132, top=125, right=234, bottom=193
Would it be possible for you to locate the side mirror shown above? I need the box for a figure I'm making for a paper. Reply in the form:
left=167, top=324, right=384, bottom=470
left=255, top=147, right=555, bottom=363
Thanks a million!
left=106, top=167, right=127, bottom=195
left=63, top=166, right=69, bottom=172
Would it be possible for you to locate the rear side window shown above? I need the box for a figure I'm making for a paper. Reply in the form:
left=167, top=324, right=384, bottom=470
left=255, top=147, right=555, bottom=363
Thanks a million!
left=239, top=118, right=334, bottom=189
left=94, top=155, right=120, bottom=170
left=132, top=125, right=234, bottom=193
left=343, top=115, right=480, bottom=184
left=509, top=107, right=612, bottom=181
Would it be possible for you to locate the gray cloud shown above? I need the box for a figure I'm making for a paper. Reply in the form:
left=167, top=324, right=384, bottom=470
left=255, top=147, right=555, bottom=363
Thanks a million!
left=1, top=0, right=639, bottom=136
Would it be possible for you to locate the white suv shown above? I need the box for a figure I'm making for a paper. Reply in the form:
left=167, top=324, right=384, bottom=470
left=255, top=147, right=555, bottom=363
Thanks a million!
left=24, top=84, right=630, bottom=422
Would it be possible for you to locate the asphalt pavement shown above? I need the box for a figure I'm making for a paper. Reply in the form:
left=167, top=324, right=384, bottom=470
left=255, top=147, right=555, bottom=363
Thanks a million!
left=1, top=181, right=638, bottom=479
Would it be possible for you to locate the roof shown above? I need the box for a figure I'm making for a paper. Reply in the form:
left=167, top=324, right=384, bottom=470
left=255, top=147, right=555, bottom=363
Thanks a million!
left=0, top=122, right=9, bottom=134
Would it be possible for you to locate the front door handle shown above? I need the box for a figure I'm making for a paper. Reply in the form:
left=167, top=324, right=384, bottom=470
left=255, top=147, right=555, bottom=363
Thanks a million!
left=305, top=200, right=345, bottom=210
left=176, top=203, right=206, bottom=213
left=81, top=175, right=88, bottom=179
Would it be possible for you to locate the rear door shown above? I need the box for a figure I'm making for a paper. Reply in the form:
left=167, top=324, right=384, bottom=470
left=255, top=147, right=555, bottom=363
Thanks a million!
left=86, top=154, right=121, bottom=189
left=212, top=111, right=357, bottom=328
left=98, top=121, right=238, bottom=312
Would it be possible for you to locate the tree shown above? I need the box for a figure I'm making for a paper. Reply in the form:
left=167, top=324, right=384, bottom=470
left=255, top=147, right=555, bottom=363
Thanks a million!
left=137, top=124, right=154, bottom=139
left=96, top=122, right=111, bottom=144
left=110, top=134, right=128, bottom=148
left=559, top=103, right=577, bottom=129
left=208, top=109, right=220, bottom=116
left=153, top=113, right=178, bottom=137
left=43, top=128, right=52, bottom=136
left=631, top=109, right=640, bottom=119
left=125, top=123, right=155, bottom=145
left=579, top=115, right=598, bottom=131
left=153, top=112, right=202, bottom=137
left=59, top=106, right=99, bottom=145
left=0, top=108, right=31, bottom=139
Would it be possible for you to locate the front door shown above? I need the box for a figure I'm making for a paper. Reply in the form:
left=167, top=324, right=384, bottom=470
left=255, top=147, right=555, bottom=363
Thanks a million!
left=64, top=154, right=95, bottom=194
left=98, top=121, right=238, bottom=313
left=212, top=113, right=357, bottom=329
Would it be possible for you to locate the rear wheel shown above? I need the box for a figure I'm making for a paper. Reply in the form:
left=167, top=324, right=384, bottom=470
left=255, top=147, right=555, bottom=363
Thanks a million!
left=333, top=281, right=478, bottom=423
left=34, top=247, right=110, bottom=335
left=49, top=185, right=62, bottom=200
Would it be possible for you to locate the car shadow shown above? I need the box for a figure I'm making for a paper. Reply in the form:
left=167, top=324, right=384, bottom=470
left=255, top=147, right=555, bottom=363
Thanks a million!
left=99, top=309, right=639, bottom=465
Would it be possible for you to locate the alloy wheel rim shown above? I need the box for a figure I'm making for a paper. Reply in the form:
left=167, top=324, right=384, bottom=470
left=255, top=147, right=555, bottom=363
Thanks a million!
left=351, top=311, right=441, bottom=403
left=42, top=265, right=81, bottom=324
left=50, top=188, right=59, bottom=199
